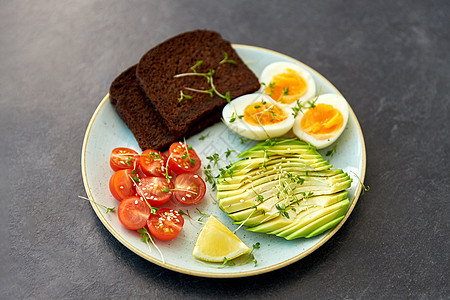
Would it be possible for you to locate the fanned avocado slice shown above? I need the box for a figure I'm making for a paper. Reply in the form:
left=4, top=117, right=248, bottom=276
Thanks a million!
left=217, top=138, right=352, bottom=239
left=244, top=191, right=348, bottom=232
left=277, top=199, right=349, bottom=239
left=304, top=215, right=345, bottom=238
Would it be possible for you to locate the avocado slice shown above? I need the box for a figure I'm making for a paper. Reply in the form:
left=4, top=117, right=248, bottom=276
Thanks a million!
left=276, top=199, right=349, bottom=239
left=228, top=191, right=348, bottom=224
left=244, top=191, right=348, bottom=233
left=304, top=215, right=345, bottom=238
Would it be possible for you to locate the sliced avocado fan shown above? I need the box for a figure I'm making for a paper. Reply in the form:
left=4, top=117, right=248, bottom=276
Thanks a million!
left=216, top=139, right=352, bottom=240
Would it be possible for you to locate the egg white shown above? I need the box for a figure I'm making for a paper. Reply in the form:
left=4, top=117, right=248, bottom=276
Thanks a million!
left=260, top=62, right=316, bottom=107
left=222, top=93, right=295, bottom=141
left=293, top=93, right=349, bottom=149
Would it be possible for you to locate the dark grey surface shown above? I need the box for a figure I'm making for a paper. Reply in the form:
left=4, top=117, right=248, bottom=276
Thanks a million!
left=1, top=0, right=449, bottom=298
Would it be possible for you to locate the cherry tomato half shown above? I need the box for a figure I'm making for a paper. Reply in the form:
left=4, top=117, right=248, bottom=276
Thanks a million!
left=174, top=173, right=206, bottom=205
left=110, top=147, right=139, bottom=171
left=118, top=196, right=151, bottom=230
left=140, top=149, right=167, bottom=177
left=168, top=142, right=201, bottom=174
left=109, top=169, right=136, bottom=201
left=147, top=208, right=184, bottom=241
left=136, top=176, right=174, bottom=207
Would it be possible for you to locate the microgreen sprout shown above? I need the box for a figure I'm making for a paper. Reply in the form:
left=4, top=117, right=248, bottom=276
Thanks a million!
left=203, top=164, right=217, bottom=190
left=275, top=203, right=296, bottom=219
left=182, top=138, right=196, bottom=166
left=219, top=52, right=237, bottom=65
left=199, top=132, right=210, bottom=140
left=164, top=152, right=173, bottom=183
left=196, top=208, right=209, bottom=222
left=128, top=174, right=159, bottom=214
left=252, top=188, right=264, bottom=203
left=190, top=60, right=203, bottom=72
left=276, top=87, right=290, bottom=102
left=222, top=257, right=235, bottom=267
left=178, top=90, right=192, bottom=102
left=137, top=227, right=165, bottom=264
left=291, top=88, right=321, bottom=118
left=78, top=196, right=115, bottom=214
left=125, top=156, right=133, bottom=166
left=349, top=171, right=370, bottom=196
left=184, top=86, right=215, bottom=98
left=267, top=82, right=276, bottom=96
left=250, top=205, right=266, bottom=216
left=221, top=242, right=260, bottom=267
left=174, top=55, right=235, bottom=103
left=161, top=187, right=198, bottom=195
left=225, top=148, right=238, bottom=158
left=178, top=209, right=192, bottom=219
left=259, top=150, right=269, bottom=169
left=245, top=242, right=261, bottom=267
left=206, top=153, right=220, bottom=167
left=178, top=209, right=207, bottom=225
left=325, top=144, right=338, bottom=158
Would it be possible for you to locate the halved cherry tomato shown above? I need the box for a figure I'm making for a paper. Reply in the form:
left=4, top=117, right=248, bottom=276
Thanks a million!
left=140, top=149, right=167, bottom=177
left=147, top=208, right=184, bottom=241
left=174, top=173, right=206, bottom=205
left=118, top=196, right=151, bottom=230
left=136, top=176, right=174, bottom=207
left=110, top=147, right=139, bottom=171
left=109, top=169, right=136, bottom=201
left=168, top=142, right=201, bottom=174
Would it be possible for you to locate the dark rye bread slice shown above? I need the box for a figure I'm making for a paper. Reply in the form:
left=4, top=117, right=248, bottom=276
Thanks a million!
left=110, top=65, right=177, bottom=150
left=136, top=30, right=260, bottom=137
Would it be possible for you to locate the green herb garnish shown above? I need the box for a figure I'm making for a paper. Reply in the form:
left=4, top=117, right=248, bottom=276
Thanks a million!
left=219, top=52, right=237, bottom=65
left=199, top=132, right=210, bottom=140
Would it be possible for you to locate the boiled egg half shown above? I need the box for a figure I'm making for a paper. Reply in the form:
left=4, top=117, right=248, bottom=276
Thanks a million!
left=222, top=93, right=295, bottom=141
left=260, top=62, right=316, bottom=107
left=293, top=93, right=349, bottom=149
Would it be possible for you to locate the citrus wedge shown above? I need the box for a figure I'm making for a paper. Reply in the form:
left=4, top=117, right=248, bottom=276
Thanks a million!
left=192, top=216, right=250, bottom=262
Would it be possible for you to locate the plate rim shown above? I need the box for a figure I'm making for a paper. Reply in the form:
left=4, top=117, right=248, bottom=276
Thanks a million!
left=81, top=44, right=366, bottom=278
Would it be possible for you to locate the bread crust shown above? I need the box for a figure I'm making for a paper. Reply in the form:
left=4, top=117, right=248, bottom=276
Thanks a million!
left=110, top=65, right=177, bottom=150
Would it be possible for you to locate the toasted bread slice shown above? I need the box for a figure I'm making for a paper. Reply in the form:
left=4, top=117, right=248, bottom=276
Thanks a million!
left=110, top=65, right=177, bottom=150
left=136, top=30, right=260, bottom=137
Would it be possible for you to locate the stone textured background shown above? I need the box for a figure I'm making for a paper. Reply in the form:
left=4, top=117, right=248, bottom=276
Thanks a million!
left=1, top=0, right=448, bottom=298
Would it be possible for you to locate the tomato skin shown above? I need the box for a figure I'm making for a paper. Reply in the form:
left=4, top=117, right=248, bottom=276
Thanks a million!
left=174, top=173, right=206, bottom=205
left=147, top=208, right=184, bottom=241
left=110, top=147, right=139, bottom=171
left=140, top=149, right=167, bottom=177
left=136, top=176, right=174, bottom=207
left=109, top=169, right=136, bottom=201
left=168, top=142, right=201, bottom=174
left=118, top=196, right=151, bottom=230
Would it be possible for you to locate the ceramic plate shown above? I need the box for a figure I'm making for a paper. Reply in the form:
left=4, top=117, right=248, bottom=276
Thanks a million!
left=81, top=45, right=366, bottom=278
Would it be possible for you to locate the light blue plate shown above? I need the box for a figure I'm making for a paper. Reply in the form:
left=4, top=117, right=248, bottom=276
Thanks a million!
left=81, top=45, right=366, bottom=278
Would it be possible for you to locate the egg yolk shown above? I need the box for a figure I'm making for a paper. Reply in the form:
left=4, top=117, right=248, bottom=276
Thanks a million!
left=244, top=101, right=288, bottom=126
left=300, top=104, right=344, bottom=139
left=265, top=69, right=308, bottom=104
